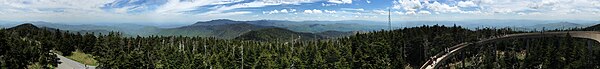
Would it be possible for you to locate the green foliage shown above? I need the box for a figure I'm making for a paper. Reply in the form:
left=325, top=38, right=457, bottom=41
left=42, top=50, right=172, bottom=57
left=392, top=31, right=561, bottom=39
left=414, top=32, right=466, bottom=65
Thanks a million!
left=235, top=28, right=323, bottom=42
left=0, top=23, right=60, bottom=69
left=2, top=23, right=600, bottom=69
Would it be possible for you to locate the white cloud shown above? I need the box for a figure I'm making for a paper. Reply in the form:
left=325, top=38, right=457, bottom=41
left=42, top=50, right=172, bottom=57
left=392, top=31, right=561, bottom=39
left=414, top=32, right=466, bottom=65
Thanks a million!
left=418, top=11, right=431, bottom=14
left=0, top=0, right=114, bottom=13
left=201, top=0, right=319, bottom=15
left=203, top=11, right=252, bottom=17
left=405, top=11, right=416, bottom=15
left=457, top=1, right=477, bottom=7
left=304, top=9, right=323, bottom=14
left=280, top=9, right=289, bottom=13
left=324, top=10, right=337, bottom=14
left=328, top=0, right=352, bottom=4
left=389, top=0, right=600, bottom=16
left=366, top=0, right=371, bottom=3
left=263, top=10, right=279, bottom=14
left=263, top=9, right=296, bottom=14
left=525, top=0, right=600, bottom=14
left=427, top=1, right=462, bottom=13
left=155, top=0, right=243, bottom=14
left=373, top=10, right=387, bottom=15
left=322, top=3, right=337, bottom=6
left=517, top=12, right=526, bottom=15
left=341, top=8, right=365, bottom=11
left=460, top=11, right=482, bottom=14
left=312, top=9, right=323, bottom=14
left=394, top=11, right=404, bottom=15
left=3, top=0, right=600, bottom=22
left=392, top=0, right=422, bottom=12
left=304, top=10, right=313, bottom=14
left=114, top=6, right=132, bottom=14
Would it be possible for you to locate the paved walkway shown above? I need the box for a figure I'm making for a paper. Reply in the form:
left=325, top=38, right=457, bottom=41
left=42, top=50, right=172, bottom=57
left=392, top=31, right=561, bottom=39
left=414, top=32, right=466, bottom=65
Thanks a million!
left=56, top=54, right=96, bottom=69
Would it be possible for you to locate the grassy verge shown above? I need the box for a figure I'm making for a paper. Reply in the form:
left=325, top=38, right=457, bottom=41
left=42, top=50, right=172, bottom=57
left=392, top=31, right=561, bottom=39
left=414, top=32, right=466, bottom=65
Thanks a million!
left=65, top=50, right=98, bottom=66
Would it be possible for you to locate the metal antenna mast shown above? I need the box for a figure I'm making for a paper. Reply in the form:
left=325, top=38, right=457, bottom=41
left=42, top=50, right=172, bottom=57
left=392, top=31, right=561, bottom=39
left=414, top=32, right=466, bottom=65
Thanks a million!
left=388, top=8, right=392, bottom=30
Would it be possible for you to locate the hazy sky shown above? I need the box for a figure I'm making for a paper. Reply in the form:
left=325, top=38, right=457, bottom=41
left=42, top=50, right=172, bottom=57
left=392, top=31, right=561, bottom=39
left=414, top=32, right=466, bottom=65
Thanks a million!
left=0, top=0, right=598, bottom=24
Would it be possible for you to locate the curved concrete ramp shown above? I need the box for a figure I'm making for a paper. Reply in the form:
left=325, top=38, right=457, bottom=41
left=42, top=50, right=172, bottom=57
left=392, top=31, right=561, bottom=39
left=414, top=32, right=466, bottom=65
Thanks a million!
left=420, top=31, right=600, bottom=69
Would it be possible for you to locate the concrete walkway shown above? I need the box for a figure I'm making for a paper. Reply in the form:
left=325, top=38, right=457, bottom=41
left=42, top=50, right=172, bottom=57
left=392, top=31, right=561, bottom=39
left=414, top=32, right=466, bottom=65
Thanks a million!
left=56, top=54, right=96, bottom=69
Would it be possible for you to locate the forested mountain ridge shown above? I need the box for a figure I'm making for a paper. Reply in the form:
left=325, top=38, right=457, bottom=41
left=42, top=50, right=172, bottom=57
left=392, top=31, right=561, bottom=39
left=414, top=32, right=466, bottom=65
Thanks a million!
left=187, top=19, right=387, bottom=33
left=583, top=23, right=600, bottom=31
left=5, top=23, right=62, bottom=36
left=2, top=20, right=368, bottom=39
left=6, top=23, right=41, bottom=30
left=157, top=23, right=275, bottom=39
left=234, top=28, right=324, bottom=41
left=159, top=19, right=365, bottom=39
left=1, top=23, right=67, bottom=69
left=191, top=19, right=251, bottom=26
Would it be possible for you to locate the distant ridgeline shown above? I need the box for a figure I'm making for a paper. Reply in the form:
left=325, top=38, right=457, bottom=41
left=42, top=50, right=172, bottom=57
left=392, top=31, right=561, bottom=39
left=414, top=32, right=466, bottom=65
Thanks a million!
left=583, top=23, right=600, bottom=31
left=1, top=23, right=600, bottom=68
left=155, top=19, right=360, bottom=39
left=18, top=20, right=363, bottom=39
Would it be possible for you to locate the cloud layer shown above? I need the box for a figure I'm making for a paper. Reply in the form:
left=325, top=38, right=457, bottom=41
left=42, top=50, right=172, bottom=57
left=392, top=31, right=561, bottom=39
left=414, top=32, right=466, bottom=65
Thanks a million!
left=0, top=0, right=598, bottom=23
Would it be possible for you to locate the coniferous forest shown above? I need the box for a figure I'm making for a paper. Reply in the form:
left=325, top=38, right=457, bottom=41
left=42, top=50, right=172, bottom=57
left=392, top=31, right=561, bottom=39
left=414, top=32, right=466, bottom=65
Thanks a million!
left=1, top=23, right=599, bottom=69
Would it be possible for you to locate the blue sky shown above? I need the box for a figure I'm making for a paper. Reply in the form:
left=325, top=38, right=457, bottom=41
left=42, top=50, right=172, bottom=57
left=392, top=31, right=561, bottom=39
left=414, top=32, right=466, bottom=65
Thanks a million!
left=0, top=0, right=598, bottom=24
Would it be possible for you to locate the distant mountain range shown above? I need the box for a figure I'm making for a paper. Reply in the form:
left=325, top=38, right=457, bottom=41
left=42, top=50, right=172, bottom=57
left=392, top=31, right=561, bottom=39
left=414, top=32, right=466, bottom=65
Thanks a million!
left=158, top=23, right=275, bottom=39
left=1, top=20, right=364, bottom=39
left=185, top=19, right=388, bottom=33
left=156, top=19, right=377, bottom=39
left=1, top=21, right=161, bottom=36
left=509, top=22, right=593, bottom=31
left=529, top=22, right=590, bottom=30
left=1, top=19, right=597, bottom=39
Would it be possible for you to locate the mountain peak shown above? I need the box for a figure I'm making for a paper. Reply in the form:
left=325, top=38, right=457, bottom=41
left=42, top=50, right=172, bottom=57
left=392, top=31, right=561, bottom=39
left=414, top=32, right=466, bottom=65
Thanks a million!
left=212, top=19, right=234, bottom=21
left=11, top=23, right=39, bottom=29
left=204, top=19, right=237, bottom=23
left=193, top=19, right=241, bottom=26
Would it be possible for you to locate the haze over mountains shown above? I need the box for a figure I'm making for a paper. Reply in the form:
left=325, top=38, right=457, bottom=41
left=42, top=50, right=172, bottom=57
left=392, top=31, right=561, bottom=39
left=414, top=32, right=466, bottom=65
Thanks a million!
left=0, top=19, right=598, bottom=39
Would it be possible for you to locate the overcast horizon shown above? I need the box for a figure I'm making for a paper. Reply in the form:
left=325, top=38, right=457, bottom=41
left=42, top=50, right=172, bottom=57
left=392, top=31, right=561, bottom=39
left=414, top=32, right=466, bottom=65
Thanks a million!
left=0, top=0, right=599, bottom=24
